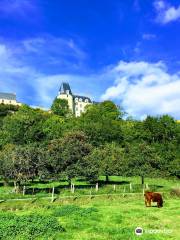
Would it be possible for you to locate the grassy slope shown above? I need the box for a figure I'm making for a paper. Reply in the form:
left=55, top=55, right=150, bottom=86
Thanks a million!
left=55, top=196, right=180, bottom=240
left=0, top=195, right=179, bottom=240
left=0, top=176, right=179, bottom=199
left=0, top=177, right=179, bottom=239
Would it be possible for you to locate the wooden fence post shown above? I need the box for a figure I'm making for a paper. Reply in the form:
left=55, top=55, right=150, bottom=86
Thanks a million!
left=72, top=184, right=75, bottom=194
left=113, top=184, right=116, bottom=191
left=130, top=183, right=132, bottom=192
left=90, top=187, right=92, bottom=197
left=123, top=187, right=126, bottom=197
left=51, top=186, right=54, bottom=202
left=23, top=186, right=26, bottom=196
left=96, top=183, right=98, bottom=192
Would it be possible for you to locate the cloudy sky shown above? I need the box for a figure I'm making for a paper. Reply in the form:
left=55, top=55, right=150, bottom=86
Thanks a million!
left=0, top=0, right=180, bottom=119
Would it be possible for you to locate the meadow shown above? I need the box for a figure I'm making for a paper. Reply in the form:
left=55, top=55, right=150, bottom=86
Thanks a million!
left=0, top=176, right=179, bottom=240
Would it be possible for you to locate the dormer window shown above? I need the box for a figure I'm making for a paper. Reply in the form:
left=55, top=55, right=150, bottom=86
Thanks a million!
left=66, top=90, right=69, bottom=94
left=75, top=98, right=78, bottom=102
left=85, top=99, right=89, bottom=103
left=79, top=98, right=82, bottom=102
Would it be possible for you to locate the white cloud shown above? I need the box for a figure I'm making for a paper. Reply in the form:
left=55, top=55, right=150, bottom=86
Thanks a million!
left=1, top=37, right=180, bottom=119
left=0, top=0, right=36, bottom=14
left=142, top=33, right=156, bottom=40
left=0, top=37, right=98, bottom=108
left=22, top=36, right=86, bottom=61
left=154, top=0, right=180, bottom=24
left=154, top=0, right=166, bottom=10
left=101, top=61, right=180, bottom=119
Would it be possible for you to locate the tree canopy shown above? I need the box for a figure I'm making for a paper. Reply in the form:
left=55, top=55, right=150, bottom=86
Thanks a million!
left=0, top=100, right=179, bottom=190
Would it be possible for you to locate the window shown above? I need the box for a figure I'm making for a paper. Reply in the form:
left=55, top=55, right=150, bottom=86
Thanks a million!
left=2, top=99, right=4, bottom=103
left=9, top=100, right=11, bottom=103
left=79, top=98, right=82, bottom=102
left=85, top=99, right=89, bottom=103
left=75, top=98, right=78, bottom=102
left=80, top=104, right=82, bottom=108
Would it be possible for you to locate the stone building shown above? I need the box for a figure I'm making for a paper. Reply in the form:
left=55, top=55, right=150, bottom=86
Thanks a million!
left=0, top=92, right=21, bottom=106
left=57, top=82, right=93, bottom=117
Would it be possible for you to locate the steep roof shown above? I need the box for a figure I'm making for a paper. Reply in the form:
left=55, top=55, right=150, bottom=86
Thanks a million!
left=59, top=82, right=72, bottom=95
left=73, top=95, right=92, bottom=103
left=0, top=92, right=16, bottom=100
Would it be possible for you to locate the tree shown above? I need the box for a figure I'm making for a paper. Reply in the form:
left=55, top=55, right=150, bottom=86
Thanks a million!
left=84, top=143, right=125, bottom=182
left=51, top=98, right=70, bottom=117
left=0, top=103, right=19, bottom=118
left=0, top=144, right=40, bottom=192
left=124, top=143, right=163, bottom=184
left=45, top=131, right=92, bottom=184
left=0, top=144, right=15, bottom=186
left=42, top=114, right=65, bottom=140
left=1, top=105, right=48, bottom=145
left=135, top=115, right=177, bottom=144
left=77, top=101, right=124, bottom=145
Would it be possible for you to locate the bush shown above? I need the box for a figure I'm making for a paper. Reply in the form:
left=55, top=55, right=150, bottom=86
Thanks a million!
left=53, top=205, right=82, bottom=217
left=170, top=188, right=180, bottom=197
left=0, top=212, right=65, bottom=239
left=53, top=204, right=98, bottom=217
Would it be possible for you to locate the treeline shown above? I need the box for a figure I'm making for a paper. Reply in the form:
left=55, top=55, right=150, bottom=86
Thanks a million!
left=0, top=99, right=179, bottom=192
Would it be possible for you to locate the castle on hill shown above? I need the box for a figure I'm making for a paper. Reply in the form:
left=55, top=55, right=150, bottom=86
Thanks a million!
left=57, top=82, right=94, bottom=117
left=0, top=82, right=96, bottom=117
left=0, top=92, right=21, bottom=106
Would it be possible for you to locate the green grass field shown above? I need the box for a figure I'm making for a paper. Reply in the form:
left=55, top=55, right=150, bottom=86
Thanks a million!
left=0, top=176, right=179, bottom=240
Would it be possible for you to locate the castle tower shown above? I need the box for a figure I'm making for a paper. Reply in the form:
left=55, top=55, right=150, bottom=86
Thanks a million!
left=57, top=82, right=93, bottom=117
left=57, top=82, right=74, bottom=113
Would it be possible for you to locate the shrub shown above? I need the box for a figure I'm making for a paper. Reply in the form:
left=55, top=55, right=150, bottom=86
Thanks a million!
left=0, top=212, right=65, bottom=239
left=170, top=188, right=180, bottom=197
left=53, top=205, right=82, bottom=217
left=53, top=204, right=98, bottom=218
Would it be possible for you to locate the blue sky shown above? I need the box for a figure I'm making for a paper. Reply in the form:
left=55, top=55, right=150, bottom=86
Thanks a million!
left=0, top=0, right=180, bottom=119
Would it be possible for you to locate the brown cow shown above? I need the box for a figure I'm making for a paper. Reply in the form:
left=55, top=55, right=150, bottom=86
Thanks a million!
left=144, top=191, right=163, bottom=208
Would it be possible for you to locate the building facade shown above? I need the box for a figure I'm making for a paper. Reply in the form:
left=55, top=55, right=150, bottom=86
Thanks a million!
left=0, top=92, right=21, bottom=106
left=57, top=83, right=92, bottom=117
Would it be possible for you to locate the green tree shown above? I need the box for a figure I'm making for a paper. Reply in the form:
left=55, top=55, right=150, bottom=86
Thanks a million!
left=84, top=143, right=125, bottom=182
left=77, top=101, right=124, bottom=145
left=124, top=143, right=163, bottom=184
left=0, top=144, right=40, bottom=192
left=51, top=98, right=70, bottom=117
left=135, top=115, right=177, bottom=144
left=47, top=132, right=92, bottom=184
left=1, top=105, right=48, bottom=145
left=42, top=114, right=65, bottom=140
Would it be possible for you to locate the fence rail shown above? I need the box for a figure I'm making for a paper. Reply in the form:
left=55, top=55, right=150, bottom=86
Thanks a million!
left=0, top=191, right=165, bottom=203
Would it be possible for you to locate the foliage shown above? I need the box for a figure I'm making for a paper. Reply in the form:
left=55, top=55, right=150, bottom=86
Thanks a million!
left=51, top=98, right=70, bottom=117
left=76, top=101, right=124, bottom=145
left=0, top=101, right=179, bottom=185
left=84, top=143, right=125, bottom=181
left=1, top=105, right=48, bottom=145
left=0, top=144, right=42, bottom=191
left=0, top=103, right=19, bottom=117
left=170, top=188, right=180, bottom=197
left=53, top=205, right=98, bottom=217
left=42, top=114, right=64, bottom=140
left=0, top=213, right=65, bottom=239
